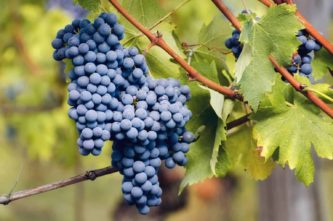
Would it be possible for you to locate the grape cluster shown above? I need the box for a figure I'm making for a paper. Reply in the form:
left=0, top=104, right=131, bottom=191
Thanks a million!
left=52, top=13, right=125, bottom=156
left=110, top=77, right=194, bottom=213
left=286, top=29, right=321, bottom=78
left=224, top=30, right=242, bottom=59
left=52, top=12, right=195, bottom=214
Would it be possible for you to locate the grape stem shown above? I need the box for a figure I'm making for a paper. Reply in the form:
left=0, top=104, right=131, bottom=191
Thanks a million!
left=0, top=102, right=63, bottom=114
left=257, top=0, right=333, bottom=55
left=211, top=0, right=333, bottom=119
left=226, top=114, right=251, bottom=130
left=0, top=166, right=118, bottom=205
left=108, top=0, right=243, bottom=100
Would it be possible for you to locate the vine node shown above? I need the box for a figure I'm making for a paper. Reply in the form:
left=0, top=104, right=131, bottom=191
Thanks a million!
left=85, top=171, right=97, bottom=181
left=299, top=84, right=307, bottom=91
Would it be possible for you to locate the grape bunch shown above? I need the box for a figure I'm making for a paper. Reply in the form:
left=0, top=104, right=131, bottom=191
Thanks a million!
left=110, top=77, right=194, bottom=213
left=51, top=12, right=195, bottom=214
left=224, top=10, right=255, bottom=59
left=286, top=29, right=321, bottom=78
left=224, top=30, right=242, bottom=59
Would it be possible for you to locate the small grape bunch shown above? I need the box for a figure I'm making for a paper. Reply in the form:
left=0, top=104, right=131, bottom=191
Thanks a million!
left=225, top=30, right=242, bottom=59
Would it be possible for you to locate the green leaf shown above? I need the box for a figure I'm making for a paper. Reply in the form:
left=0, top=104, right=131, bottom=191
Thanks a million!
left=312, top=49, right=333, bottom=80
left=119, top=0, right=165, bottom=31
left=207, top=88, right=225, bottom=119
left=259, top=75, right=293, bottom=111
left=74, top=0, right=101, bottom=12
left=180, top=83, right=226, bottom=192
left=216, top=126, right=275, bottom=179
left=64, top=59, right=74, bottom=74
left=190, top=17, right=232, bottom=83
left=253, top=94, right=333, bottom=185
left=235, top=4, right=303, bottom=110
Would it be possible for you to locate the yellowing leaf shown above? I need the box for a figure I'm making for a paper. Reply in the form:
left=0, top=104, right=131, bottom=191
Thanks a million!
left=253, top=95, right=333, bottom=185
left=216, top=126, right=275, bottom=179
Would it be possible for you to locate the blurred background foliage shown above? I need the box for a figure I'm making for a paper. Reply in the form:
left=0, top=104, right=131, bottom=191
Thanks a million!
left=0, top=0, right=332, bottom=221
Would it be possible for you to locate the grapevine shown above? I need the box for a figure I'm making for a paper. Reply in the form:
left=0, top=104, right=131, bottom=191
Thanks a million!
left=0, top=1, right=332, bottom=218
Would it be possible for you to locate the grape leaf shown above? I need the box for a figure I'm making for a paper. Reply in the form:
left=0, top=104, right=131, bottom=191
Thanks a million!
left=74, top=0, right=101, bottom=12
left=187, top=16, right=231, bottom=84
left=119, top=0, right=165, bottom=32
left=193, top=16, right=231, bottom=76
left=235, top=4, right=303, bottom=110
left=252, top=94, right=333, bottom=185
left=180, top=82, right=226, bottom=192
left=189, top=59, right=232, bottom=117
left=216, top=126, right=275, bottom=179
left=312, top=50, right=333, bottom=80
left=207, top=87, right=225, bottom=119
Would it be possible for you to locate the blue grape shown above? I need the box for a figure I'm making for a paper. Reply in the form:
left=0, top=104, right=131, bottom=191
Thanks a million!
left=86, top=39, right=97, bottom=50
left=300, top=64, right=312, bottom=75
left=93, top=32, right=104, bottom=44
left=85, top=63, right=96, bottom=73
left=135, top=173, right=147, bottom=184
left=83, top=140, right=94, bottom=150
left=77, top=76, right=89, bottom=87
left=73, top=56, right=84, bottom=66
left=81, top=128, right=93, bottom=139
left=98, top=43, right=111, bottom=53
left=183, top=131, right=195, bottom=143
left=305, top=39, right=316, bottom=51
left=123, top=58, right=134, bottom=69
left=51, top=38, right=63, bottom=49
left=96, top=53, right=106, bottom=63
left=106, top=34, right=119, bottom=46
left=90, top=73, right=101, bottom=85
left=78, top=43, right=89, bottom=54
left=302, top=55, right=312, bottom=64
left=85, top=110, right=98, bottom=122
left=127, top=128, right=139, bottom=139
left=81, top=91, right=92, bottom=102
left=113, top=24, right=124, bottom=37
left=122, top=182, right=133, bottom=193
left=98, top=23, right=111, bottom=36
left=131, top=187, right=143, bottom=198
left=97, top=85, right=107, bottom=95
left=106, top=51, right=117, bottom=61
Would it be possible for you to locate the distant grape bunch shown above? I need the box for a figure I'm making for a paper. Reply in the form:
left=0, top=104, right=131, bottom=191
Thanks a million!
left=224, top=12, right=322, bottom=79
left=224, top=29, right=242, bottom=59
left=51, top=12, right=195, bottom=214
left=286, top=29, right=322, bottom=78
